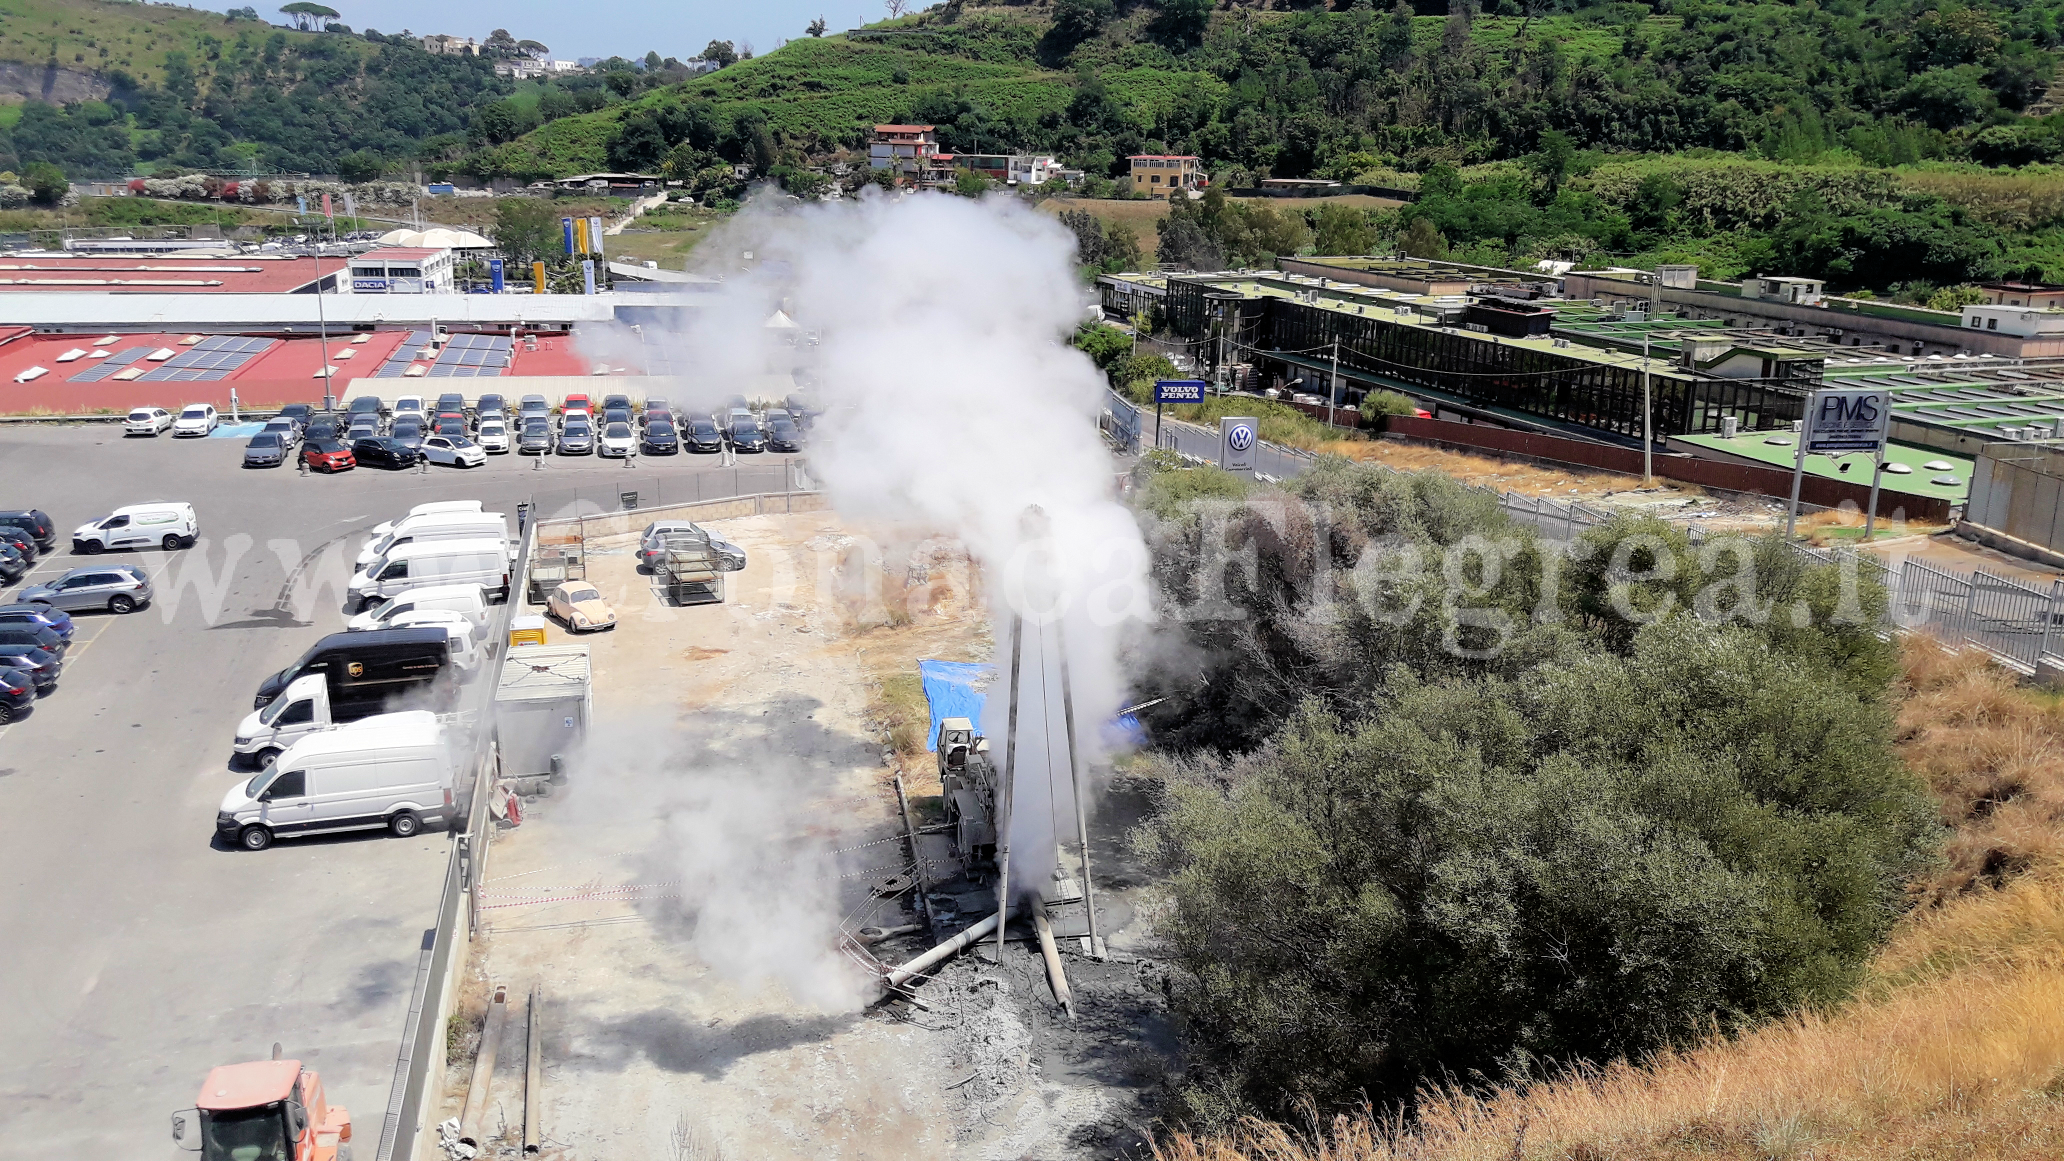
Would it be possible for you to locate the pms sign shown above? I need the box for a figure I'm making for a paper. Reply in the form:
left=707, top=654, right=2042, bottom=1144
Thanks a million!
left=1154, top=379, right=1206, bottom=404
left=1805, top=388, right=1890, bottom=454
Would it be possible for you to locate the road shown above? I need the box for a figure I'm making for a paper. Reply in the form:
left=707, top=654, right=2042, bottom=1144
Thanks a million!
left=0, top=424, right=806, bottom=1158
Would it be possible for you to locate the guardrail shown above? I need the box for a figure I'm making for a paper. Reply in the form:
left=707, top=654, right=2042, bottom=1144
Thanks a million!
left=375, top=519, right=531, bottom=1161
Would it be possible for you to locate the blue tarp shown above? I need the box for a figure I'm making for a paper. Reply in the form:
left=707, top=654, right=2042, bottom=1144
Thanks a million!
left=919, top=660, right=993, bottom=752
left=206, top=422, right=266, bottom=439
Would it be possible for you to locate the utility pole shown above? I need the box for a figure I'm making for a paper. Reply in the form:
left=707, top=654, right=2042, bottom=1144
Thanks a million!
left=1326, top=338, right=1340, bottom=429
left=993, top=614, right=1025, bottom=966
left=1641, top=331, right=1653, bottom=486
left=313, top=246, right=334, bottom=412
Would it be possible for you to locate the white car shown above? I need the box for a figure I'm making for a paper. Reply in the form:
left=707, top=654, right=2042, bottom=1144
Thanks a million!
left=475, top=420, right=510, bottom=454
left=124, top=407, right=173, bottom=436
left=421, top=434, right=487, bottom=468
left=171, top=404, right=218, bottom=437
left=391, top=395, right=426, bottom=424
left=597, top=421, right=636, bottom=457
left=384, top=609, right=483, bottom=672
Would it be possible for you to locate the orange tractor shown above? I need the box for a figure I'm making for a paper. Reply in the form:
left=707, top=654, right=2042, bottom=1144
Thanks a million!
left=171, top=1050, right=353, bottom=1161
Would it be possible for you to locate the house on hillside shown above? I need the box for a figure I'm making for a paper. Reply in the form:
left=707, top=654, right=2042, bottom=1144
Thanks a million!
left=869, top=125, right=953, bottom=184
left=1129, top=155, right=1204, bottom=199
left=953, top=154, right=1063, bottom=186
left=421, top=33, right=479, bottom=55
left=1977, top=281, right=2064, bottom=308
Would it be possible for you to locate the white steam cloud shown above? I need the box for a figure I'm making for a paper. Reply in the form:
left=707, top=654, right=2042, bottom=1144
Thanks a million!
left=595, top=189, right=1152, bottom=1002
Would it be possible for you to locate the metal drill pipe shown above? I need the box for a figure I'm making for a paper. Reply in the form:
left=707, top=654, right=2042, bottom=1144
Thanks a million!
left=1032, top=898, right=1074, bottom=1019
left=884, top=908, right=1004, bottom=991
left=994, top=613, right=1024, bottom=965
left=458, top=986, right=509, bottom=1149
left=1056, top=625, right=1099, bottom=953
left=522, top=984, right=542, bottom=1155
left=893, top=772, right=937, bottom=938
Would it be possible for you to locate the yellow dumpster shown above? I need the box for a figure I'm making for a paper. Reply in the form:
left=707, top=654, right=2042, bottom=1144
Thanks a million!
left=508, top=614, right=548, bottom=648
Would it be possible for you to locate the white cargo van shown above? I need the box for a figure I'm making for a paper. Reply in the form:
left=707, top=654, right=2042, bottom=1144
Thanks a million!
left=346, top=583, right=491, bottom=633
left=349, top=538, right=509, bottom=606
left=356, top=511, right=508, bottom=567
left=386, top=611, right=483, bottom=674
left=216, top=711, right=455, bottom=851
left=71, top=502, right=197, bottom=553
left=370, top=500, right=483, bottom=537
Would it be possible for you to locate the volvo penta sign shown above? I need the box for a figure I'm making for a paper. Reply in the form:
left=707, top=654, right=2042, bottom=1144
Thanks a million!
left=1220, top=416, right=1258, bottom=473
left=1806, top=387, right=1890, bottom=453
left=1155, top=379, right=1206, bottom=404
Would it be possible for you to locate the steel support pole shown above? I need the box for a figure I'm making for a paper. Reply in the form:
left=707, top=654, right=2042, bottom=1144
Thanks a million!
left=1863, top=442, right=1888, bottom=542
left=1055, top=625, right=1100, bottom=957
left=993, top=613, right=1024, bottom=965
left=1785, top=395, right=1816, bottom=541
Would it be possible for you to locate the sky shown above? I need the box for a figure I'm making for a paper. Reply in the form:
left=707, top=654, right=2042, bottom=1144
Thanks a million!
left=197, top=0, right=911, bottom=63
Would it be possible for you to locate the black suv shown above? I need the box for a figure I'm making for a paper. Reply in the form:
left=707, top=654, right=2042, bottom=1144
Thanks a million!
left=352, top=436, right=420, bottom=469
left=0, top=510, right=55, bottom=552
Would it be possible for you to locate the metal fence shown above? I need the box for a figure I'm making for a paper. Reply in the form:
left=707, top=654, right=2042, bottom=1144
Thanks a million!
left=507, top=459, right=810, bottom=524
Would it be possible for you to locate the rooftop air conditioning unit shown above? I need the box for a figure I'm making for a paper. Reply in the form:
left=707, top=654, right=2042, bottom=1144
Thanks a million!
left=1720, top=415, right=1740, bottom=438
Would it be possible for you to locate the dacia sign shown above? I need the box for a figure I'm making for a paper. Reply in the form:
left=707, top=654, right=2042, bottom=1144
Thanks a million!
left=1155, top=379, right=1206, bottom=404
left=1806, top=388, right=1890, bottom=454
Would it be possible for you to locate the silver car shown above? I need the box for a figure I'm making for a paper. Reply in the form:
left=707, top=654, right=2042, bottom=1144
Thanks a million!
left=637, top=521, right=747, bottom=571
left=243, top=432, right=288, bottom=468
left=19, top=565, right=154, bottom=614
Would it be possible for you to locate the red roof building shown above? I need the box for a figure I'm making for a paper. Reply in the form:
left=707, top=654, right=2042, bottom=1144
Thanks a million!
left=0, top=256, right=343, bottom=294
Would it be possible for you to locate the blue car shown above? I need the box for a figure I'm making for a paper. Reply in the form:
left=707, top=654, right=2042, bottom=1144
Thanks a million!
left=0, top=666, right=33, bottom=722
left=0, top=603, right=73, bottom=643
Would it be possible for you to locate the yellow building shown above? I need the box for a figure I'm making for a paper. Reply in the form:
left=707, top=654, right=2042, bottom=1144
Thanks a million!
left=1128, top=154, right=1203, bottom=199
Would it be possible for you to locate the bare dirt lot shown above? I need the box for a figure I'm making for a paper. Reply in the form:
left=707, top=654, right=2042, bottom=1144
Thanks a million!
left=440, top=511, right=1175, bottom=1160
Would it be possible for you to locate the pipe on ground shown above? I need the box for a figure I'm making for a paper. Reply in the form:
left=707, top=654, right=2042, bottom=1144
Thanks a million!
left=883, top=908, right=1004, bottom=992
left=1032, top=899, right=1074, bottom=1019
left=458, top=985, right=510, bottom=1149
left=522, top=984, right=542, bottom=1155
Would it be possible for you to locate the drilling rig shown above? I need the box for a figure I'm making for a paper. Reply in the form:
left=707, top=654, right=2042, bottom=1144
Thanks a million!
left=935, top=716, right=998, bottom=869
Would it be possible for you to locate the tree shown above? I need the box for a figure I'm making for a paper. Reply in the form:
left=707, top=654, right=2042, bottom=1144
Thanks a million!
left=886, top=0, right=910, bottom=18
left=336, top=150, right=384, bottom=182
left=1524, top=128, right=1577, bottom=196
left=23, top=161, right=65, bottom=206
left=278, top=3, right=340, bottom=32
left=1400, top=216, right=1447, bottom=258
left=1311, top=203, right=1374, bottom=256
left=699, top=40, right=738, bottom=68
left=1072, top=321, right=1132, bottom=369
left=1151, top=0, right=1213, bottom=45
left=807, top=16, right=828, bottom=37
left=644, top=51, right=663, bottom=71
left=953, top=169, right=989, bottom=197
left=516, top=39, right=550, bottom=58
left=491, top=196, right=563, bottom=270
left=482, top=29, right=518, bottom=57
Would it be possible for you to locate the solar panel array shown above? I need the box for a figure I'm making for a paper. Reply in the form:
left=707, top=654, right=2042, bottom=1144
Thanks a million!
left=373, top=330, right=437, bottom=378
left=136, top=336, right=276, bottom=382
left=66, top=346, right=153, bottom=382
left=427, top=333, right=513, bottom=379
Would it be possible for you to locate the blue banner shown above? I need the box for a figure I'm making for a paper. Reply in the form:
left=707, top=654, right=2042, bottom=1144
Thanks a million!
left=1155, top=379, right=1207, bottom=404
left=295, top=195, right=307, bottom=214
left=488, top=258, right=504, bottom=293
left=561, top=217, right=575, bottom=254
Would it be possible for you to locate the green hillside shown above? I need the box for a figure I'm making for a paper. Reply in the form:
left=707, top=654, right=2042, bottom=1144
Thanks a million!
left=0, top=0, right=313, bottom=86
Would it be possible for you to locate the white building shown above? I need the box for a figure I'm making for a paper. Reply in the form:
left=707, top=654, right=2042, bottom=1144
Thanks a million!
left=1962, top=303, right=2064, bottom=338
left=349, top=247, right=457, bottom=294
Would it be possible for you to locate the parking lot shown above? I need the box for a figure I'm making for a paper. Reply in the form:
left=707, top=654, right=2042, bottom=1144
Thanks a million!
left=0, top=422, right=807, bottom=1158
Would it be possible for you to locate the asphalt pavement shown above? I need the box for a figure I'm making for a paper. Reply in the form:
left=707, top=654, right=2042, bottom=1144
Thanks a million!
left=0, top=424, right=806, bottom=1157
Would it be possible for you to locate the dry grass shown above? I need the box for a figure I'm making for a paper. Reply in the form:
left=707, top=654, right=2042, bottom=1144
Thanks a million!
left=1153, top=639, right=2064, bottom=1161
left=1898, top=170, right=2064, bottom=232
left=1322, top=437, right=1676, bottom=503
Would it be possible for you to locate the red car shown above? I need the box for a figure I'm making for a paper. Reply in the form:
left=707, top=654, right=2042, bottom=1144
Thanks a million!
left=561, top=393, right=592, bottom=417
left=301, top=438, right=356, bottom=472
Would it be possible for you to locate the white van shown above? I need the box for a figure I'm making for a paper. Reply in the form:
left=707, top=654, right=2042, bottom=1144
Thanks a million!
left=356, top=512, right=508, bottom=567
left=386, top=610, right=483, bottom=673
left=216, top=711, right=455, bottom=851
left=349, top=538, right=509, bottom=605
left=371, top=500, right=483, bottom=537
left=71, top=502, right=197, bottom=553
left=346, top=583, right=492, bottom=633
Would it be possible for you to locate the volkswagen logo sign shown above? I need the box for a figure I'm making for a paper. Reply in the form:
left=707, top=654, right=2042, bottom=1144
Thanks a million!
left=1228, top=424, right=1255, bottom=451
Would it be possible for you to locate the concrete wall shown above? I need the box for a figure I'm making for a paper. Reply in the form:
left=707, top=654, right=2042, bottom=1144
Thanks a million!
left=1386, top=414, right=1953, bottom=522
left=1967, top=442, right=2064, bottom=553
left=539, top=491, right=831, bottom=542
